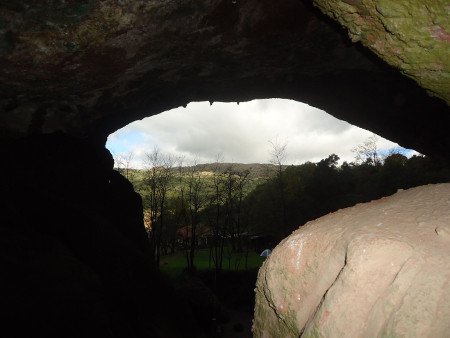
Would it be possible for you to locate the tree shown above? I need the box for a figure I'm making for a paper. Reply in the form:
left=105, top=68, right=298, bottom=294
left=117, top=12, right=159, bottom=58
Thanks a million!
left=308, top=154, right=341, bottom=217
left=185, top=159, right=206, bottom=271
left=145, top=147, right=174, bottom=267
left=269, top=138, right=289, bottom=235
left=234, top=168, right=250, bottom=250
left=207, top=163, right=252, bottom=270
left=352, top=134, right=381, bottom=166
left=379, top=153, right=408, bottom=194
left=172, top=156, right=189, bottom=255
left=207, top=155, right=226, bottom=273
left=114, top=152, right=134, bottom=180
left=231, top=167, right=251, bottom=269
left=222, top=165, right=238, bottom=269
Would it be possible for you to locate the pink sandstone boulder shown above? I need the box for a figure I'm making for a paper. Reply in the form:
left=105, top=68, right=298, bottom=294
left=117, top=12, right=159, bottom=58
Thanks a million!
left=253, top=183, right=450, bottom=337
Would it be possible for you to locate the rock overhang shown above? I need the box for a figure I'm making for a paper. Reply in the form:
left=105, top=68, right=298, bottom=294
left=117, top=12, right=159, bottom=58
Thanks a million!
left=0, top=0, right=448, bottom=158
left=313, top=0, right=450, bottom=103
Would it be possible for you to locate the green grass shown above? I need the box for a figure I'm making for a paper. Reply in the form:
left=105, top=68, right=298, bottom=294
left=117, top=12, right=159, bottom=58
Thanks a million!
left=160, top=247, right=266, bottom=277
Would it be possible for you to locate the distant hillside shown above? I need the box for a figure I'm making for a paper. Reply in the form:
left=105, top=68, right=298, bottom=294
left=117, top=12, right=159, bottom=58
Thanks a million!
left=179, top=162, right=286, bottom=178
left=120, top=162, right=286, bottom=181
left=117, top=162, right=282, bottom=206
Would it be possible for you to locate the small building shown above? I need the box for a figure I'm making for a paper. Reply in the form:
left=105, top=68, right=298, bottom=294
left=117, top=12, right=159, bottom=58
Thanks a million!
left=176, top=224, right=213, bottom=248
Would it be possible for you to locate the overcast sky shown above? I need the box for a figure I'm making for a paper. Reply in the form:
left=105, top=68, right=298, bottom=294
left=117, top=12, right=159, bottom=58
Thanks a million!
left=106, top=99, right=415, bottom=168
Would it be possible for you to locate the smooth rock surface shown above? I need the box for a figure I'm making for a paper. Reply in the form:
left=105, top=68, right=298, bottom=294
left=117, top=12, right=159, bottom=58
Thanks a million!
left=254, top=183, right=450, bottom=337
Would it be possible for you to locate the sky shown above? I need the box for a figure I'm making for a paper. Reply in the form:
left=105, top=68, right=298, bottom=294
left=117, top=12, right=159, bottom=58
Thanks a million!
left=106, top=99, right=416, bottom=168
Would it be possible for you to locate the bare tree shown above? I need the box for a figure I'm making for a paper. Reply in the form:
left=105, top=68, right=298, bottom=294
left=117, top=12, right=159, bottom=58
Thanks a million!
left=234, top=168, right=251, bottom=254
left=223, top=166, right=252, bottom=270
left=122, top=152, right=134, bottom=180
left=269, top=138, right=287, bottom=171
left=185, top=159, right=206, bottom=271
left=113, top=152, right=134, bottom=180
left=208, top=154, right=226, bottom=273
left=145, top=147, right=174, bottom=267
left=112, top=152, right=124, bottom=173
left=269, top=138, right=289, bottom=233
left=352, top=134, right=381, bottom=166
left=172, top=156, right=190, bottom=262
left=222, top=165, right=237, bottom=269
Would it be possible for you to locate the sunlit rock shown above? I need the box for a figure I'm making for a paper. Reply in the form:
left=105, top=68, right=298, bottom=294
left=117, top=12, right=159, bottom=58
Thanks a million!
left=254, top=184, right=450, bottom=337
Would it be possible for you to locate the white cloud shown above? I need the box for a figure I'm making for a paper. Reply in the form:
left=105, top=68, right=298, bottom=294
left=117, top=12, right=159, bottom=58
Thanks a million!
left=106, top=99, right=409, bottom=168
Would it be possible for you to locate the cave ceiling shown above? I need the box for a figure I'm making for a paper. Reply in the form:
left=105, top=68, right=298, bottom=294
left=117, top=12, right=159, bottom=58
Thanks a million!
left=0, top=0, right=449, bottom=158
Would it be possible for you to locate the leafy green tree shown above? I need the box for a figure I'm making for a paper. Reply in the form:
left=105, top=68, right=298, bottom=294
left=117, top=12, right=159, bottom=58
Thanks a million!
left=244, top=148, right=450, bottom=244
left=379, top=153, right=408, bottom=194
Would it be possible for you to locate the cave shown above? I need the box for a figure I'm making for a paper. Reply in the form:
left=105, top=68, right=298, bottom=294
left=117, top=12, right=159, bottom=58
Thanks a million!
left=0, top=1, right=449, bottom=337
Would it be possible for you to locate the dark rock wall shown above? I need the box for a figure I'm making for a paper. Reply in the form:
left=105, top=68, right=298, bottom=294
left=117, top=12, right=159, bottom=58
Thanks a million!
left=0, top=134, right=194, bottom=337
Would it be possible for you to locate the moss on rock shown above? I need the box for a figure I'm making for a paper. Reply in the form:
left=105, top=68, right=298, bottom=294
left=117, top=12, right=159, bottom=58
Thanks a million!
left=313, top=0, right=450, bottom=104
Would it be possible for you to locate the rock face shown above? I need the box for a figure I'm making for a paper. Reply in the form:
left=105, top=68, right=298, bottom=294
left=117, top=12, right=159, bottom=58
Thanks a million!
left=0, top=1, right=449, bottom=157
left=0, top=134, right=196, bottom=337
left=254, top=184, right=450, bottom=337
left=314, top=0, right=450, bottom=104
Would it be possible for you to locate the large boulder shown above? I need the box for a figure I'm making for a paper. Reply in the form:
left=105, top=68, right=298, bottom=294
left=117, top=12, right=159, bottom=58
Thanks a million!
left=254, top=183, right=450, bottom=337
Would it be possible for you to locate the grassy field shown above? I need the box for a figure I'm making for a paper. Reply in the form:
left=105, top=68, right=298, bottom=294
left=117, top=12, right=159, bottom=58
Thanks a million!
left=160, top=247, right=266, bottom=277
left=159, top=247, right=266, bottom=337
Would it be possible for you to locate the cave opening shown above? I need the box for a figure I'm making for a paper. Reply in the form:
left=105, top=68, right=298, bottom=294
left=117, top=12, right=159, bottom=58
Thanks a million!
left=106, top=99, right=407, bottom=168
left=102, top=99, right=449, bottom=337
left=1, top=0, right=449, bottom=336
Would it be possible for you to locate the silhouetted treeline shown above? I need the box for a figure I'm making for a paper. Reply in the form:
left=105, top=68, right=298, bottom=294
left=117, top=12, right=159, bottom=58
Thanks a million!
left=116, top=148, right=450, bottom=258
left=244, top=153, right=450, bottom=239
